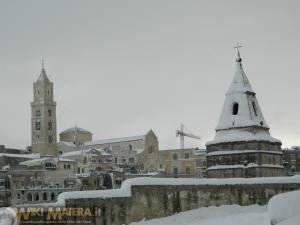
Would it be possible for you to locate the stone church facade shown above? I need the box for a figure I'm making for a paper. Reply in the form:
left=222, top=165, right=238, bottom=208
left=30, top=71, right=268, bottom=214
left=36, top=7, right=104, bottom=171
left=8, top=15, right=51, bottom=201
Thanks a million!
left=206, top=50, right=284, bottom=178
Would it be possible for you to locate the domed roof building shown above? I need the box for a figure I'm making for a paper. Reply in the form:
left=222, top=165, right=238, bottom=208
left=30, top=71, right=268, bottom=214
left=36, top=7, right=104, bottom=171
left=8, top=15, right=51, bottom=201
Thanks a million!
left=206, top=46, right=284, bottom=178
left=59, top=126, right=93, bottom=146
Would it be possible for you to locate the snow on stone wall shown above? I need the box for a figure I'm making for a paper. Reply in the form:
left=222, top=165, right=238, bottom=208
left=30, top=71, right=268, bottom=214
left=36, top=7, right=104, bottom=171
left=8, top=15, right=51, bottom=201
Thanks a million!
left=16, top=176, right=300, bottom=225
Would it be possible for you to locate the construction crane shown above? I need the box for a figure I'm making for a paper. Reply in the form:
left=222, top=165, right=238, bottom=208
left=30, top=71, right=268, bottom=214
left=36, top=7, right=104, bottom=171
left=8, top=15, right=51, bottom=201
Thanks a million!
left=176, top=123, right=201, bottom=149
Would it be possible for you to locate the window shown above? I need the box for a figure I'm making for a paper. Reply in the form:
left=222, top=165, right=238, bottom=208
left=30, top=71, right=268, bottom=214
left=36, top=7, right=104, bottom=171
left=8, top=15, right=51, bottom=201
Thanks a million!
left=37, top=90, right=40, bottom=95
left=173, top=153, right=178, bottom=161
left=82, top=168, right=84, bottom=173
left=252, top=101, right=258, bottom=116
left=36, top=110, right=41, bottom=117
left=77, top=168, right=80, bottom=174
left=67, top=165, right=70, bottom=170
left=64, top=165, right=66, bottom=169
left=37, top=135, right=39, bottom=139
left=114, top=158, right=118, bottom=164
left=27, top=193, right=32, bottom=201
left=43, top=193, right=47, bottom=201
left=48, top=110, right=52, bottom=117
left=48, top=122, right=52, bottom=130
left=129, top=157, right=134, bottom=163
left=129, top=144, right=133, bottom=150
left=51, top=193, right=55, bottom=201
left=48, top=135, right=53, bottom=143
left=186, top=167, right=191, bottom=175
left=232, top=103, right=239, bottom=115
left=45, top=162, right=52, bottom=168
left=173, top=167, right=178, bottom=176
left=34, top=193, right=39, bottom=201
left=185, top=153, right=189, bottom=159
left=35, top=122, right=41, bottom=130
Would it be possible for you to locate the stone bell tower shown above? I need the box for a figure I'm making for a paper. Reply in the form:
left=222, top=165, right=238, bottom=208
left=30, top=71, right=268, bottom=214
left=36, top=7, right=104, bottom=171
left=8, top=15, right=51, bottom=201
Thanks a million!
left=205, top=44, right=284, bottom=178
left=31, top=63, right=57, bottom=157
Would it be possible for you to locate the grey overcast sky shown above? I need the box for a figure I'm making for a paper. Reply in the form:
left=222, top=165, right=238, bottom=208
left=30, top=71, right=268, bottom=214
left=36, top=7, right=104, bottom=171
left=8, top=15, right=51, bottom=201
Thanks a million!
left=0, top=0, right=299, bottom=150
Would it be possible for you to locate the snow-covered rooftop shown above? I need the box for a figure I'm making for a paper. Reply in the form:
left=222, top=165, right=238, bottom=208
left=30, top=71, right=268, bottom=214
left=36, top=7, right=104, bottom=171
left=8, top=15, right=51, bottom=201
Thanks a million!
left=19, top=157, right=53, bottom=167
left=61, top=148, right=111, bottom=158
left=0, top=153, right=40, bottom=159
left=84, top=135, right=145, bottom=146
left=206, top=129, right=281, bottom=145
left=207, top=56, right=280, bottom=146
left=58, top=141, right=77, bottom=147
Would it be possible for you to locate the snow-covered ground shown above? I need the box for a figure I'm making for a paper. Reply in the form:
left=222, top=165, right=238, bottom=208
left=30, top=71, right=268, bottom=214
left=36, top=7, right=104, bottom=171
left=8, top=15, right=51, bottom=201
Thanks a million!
left=268, top=190, right=300, bottom=225
left=131, top=204, right=269, bottom=225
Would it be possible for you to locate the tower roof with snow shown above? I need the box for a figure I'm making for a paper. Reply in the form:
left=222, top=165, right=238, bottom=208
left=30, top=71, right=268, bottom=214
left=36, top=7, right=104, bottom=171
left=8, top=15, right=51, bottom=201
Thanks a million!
left=206, top=46, right=281, bottom=145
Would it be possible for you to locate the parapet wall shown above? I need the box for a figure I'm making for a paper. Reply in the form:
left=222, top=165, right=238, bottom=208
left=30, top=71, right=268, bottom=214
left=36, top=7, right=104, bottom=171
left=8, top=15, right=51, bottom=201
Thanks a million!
left=18, top=176, right=300, bottom=225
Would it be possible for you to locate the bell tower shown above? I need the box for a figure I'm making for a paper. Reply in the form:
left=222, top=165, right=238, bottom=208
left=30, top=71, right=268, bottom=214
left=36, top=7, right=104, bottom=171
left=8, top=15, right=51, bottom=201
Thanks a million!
left=205, top=44, right=283, bottom=178
left=31, top=63, right=57, bottom=156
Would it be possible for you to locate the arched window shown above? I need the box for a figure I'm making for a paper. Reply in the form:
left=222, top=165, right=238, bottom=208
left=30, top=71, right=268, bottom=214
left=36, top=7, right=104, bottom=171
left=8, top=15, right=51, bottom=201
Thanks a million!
left=27, top=193, right=32, bottom=201
left=232, top=103, right=239, bottom=115
left=34, top=193, right=39, bottom=201
left=43, top=193, right=47, bottom=201
left=51, top=193, right=55, bottom=201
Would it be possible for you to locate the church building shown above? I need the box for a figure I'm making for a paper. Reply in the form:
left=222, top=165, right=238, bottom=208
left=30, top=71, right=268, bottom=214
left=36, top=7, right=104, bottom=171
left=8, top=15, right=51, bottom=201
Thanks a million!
left=205, top=46, right=284, bottom=178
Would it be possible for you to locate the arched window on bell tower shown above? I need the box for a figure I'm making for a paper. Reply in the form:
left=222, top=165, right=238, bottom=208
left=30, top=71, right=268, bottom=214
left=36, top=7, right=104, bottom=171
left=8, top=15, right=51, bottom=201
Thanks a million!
left=232, top=103, right=239, bottom=115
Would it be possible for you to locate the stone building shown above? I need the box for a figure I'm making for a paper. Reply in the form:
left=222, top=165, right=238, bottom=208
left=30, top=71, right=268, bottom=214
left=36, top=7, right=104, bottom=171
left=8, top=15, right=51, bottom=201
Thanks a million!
left=206, top=49, right=284, bottom=178
left=61, top=148, right=112, bottom=174
left=158, top=148, right=206, bottom=178
left=76, top=171, right=113, bottom=191
left=0, top=170, right=11, bottom=207
left=282, top=146, right=300, bottom=176
left=12, top=173, right=80, bottom=206
left=31, top=64, right=57, bottom=157
left=18, top=157, right=77, bottom=186
left=84, top=130, right=159, bottom=171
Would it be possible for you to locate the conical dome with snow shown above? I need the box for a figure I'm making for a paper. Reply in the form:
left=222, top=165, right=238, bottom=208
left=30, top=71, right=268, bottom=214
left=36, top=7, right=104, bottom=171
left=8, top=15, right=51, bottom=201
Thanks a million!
left=206, top=52, right=281, bottom=145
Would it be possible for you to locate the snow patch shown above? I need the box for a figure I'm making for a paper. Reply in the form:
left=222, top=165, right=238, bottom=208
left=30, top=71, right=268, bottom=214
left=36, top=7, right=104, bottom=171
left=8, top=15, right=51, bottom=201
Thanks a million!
left=268, top=190, right=300, bottom=225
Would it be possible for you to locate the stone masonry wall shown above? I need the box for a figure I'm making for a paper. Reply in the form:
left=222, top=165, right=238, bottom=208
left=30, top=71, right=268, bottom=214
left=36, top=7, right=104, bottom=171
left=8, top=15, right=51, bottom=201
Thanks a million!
left=20, top=178, right=300, bottom=225
left=21, top=182, right=300, bottom=225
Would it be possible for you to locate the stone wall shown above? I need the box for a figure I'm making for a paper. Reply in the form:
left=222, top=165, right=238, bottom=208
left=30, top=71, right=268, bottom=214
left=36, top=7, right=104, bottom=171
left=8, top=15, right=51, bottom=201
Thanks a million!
left=66, top=184, right=300, bottom=225
left=18, top=177, right=300, bottom=225
left=206, top=140, right=281, bottom=152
